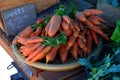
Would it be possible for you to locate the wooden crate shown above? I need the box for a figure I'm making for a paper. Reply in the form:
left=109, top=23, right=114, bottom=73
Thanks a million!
left=0, top=0, right=59, bottom=13
left=0, top=0, right=59, bottom=32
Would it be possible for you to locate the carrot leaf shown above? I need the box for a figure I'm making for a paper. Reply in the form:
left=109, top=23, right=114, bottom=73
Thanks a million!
left=54, top=5, right=67, bottom=16
left=32, top=16, right=51, bottom=30
left=69, top=2, right=77, bottom=18
left=43, top=32, right=67, bottom=47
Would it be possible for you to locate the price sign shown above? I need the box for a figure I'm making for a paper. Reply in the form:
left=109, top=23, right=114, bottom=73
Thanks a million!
left=1, top=4, right=37, bottom=36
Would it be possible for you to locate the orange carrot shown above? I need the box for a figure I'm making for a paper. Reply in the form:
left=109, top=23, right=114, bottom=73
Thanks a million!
left=78, top=21, right=84, bottom=30
left=88, top=15, right=101, bottom=25
left=78, top=47, right=83, bottom=57
left=71, top=42, right=78, bottom=59
left=77, top=38, right=87, bottom=52
left=19, top=26, right=33, bottom=38
left=46, top=45, right=60, bottom=63
left=36, top=18, right=44, bottom=24
left=62, top=15, right=71, bottom=24
left=83, top=20, right=109, bottom=40
left=73, top=23, right=80, bottom=31
left=83, top=9, right=91, bottom=17
left=24, top=36, right=44, bottom=44
left=64, top=28, right=73, bottom=37
left=30, top=46, right=52, bottom=63
left=25, top=44, right=46, bottom=61
left=66, top=31, right=79, bottom=50
left=78, top=34, right=86, bottom=45
left=59, top=46, right=68, bottom=63
left=66, top=35, right=76, bottom=50
left=75, top=12, right=87, bottom=22
left=48, top=15, right=61, bottom=37
left=17, top=36, right=44, bottom=45
left=45, top=20, right=51, bottom=36
left=30, top=27, right=42, bottom=37
left=17, top=37, right=28, bottom=45
left=73, top=31, right=79, bottom=38
left=93, top=16, right=105, bottom=22
left=20, top=43, right=41, bottom=52
left=22, top=49, right=35, bottom=57
left=13, top=26, right=33, bottom=44
left=84, top=9, right=103, bottom=15
left=90, top=30, right=98, bottom=44
left=61, top=21, right=70, bottom=31
left=86, top=30, right=92, bottom=54
left=59, top=27, right=63, bottom=33
left=81, top=28, right=87, bottom=36
left=40, top=29, right=45, bottom=37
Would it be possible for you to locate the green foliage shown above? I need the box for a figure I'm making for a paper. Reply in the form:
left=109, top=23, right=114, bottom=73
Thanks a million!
left=54, top=5, right=67, bottom=16
left=79, top=46, right=120, bottom=80
left=32, top=16, right=51, bottom=30
left=43, top=32, right=67, bottom=47
left=111, top=20, right=120, bottom=43
left=68, top=2, right=77, bottom=18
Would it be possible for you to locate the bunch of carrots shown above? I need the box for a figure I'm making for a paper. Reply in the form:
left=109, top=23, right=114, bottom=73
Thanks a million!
left=13, top=9, right=109, bottom=64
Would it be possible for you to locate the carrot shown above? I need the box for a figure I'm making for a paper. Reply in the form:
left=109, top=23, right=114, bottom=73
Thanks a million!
left=30, top=46, right=52, bottom=63
left=36, top=18, right=44, bottom=24
left=66, top=35, right=76, bottom=50
left=75, top=12, right=87, bottom=22
left=13, top=26, right=33, bottom=44
left=93, top=16, right=105, bottom=22
left=61, top=21, right=70, bottom=31
left=78, top=47, right=83, bottom=57
left=21, top=36, right=44, bottom=44
left=22, top=49, right=35, bottom=57
left=83, top=9, right=91, bottom=17
left=69, top=20, right=75, bottom=31
left=88, top=15, right=101, bottom=25
left=78, top=34, right=86, bottom=45
left=40, top=29, right=45, bottom=37
left=78, top=21, right=84, bottom=30
left=73, top=31, right=79, bottom=38
left=30, top=27, right=42, bottom=37
left=20, top=43, right=41, bottom=52
left=64, top=28, right=73, bottom=37
left=59, top=27, right=63, bottom=33
left=19, top=26, right=33, bottom=37
left=25, top=44, right=46, bottom=61
left=46, top=45, right=60, bottom=63
left=17, top=37, right=28, bottom=45
left=73, top=23, right=80, bottom=31
left=83, top=20, right=109, bottom=40
left=79, top=29, right=87, bottom=43
left=59, top=46, right=68, bottom=63
left=20, top=44, right=33, bottom=50
left=66, top=30, right=79, bottom=50
left=62, top=15, right=71, bottom=24
left=48, top=15, right=61, bottom=37
left=77, top=38, right=87, bottom=52
left=84, top=9, right=103, bottom=15
left=71, top=42, right=78, bottom=59
left=98, top=25, right=109, bottom=31
left=86, top=30, right=93, bottom=54
left=90, top=30, right=98, bottom=44
left=81, top=28, right=87, bottom=36
left=45, top=20, right=50, bottom=36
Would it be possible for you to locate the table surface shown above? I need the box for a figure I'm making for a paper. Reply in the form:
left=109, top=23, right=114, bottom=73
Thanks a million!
left=0, top=0, right=96, bottom=80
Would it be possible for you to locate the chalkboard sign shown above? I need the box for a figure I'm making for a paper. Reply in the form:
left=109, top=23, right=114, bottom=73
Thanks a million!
left=1, top=4, right=37, bottom=37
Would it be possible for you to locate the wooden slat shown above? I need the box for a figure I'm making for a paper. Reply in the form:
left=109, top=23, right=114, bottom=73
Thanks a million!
left=0, top=0, right=59, bottom=13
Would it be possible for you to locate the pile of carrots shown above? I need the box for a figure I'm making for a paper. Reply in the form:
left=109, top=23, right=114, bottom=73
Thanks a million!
left=13, top=9, right=109, bottom=64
